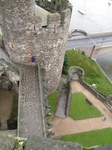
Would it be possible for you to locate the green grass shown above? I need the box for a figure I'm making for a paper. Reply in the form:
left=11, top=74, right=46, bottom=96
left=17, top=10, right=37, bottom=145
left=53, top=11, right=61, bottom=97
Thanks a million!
left=69, top=93, right=103, bottom=120
left=66, top=50, right=112, bottom=96
left=56, top=128, right=112, bottom=148
left=0, top=34, right=2, bottom=39
left=47, top=91, right=58, bottom=119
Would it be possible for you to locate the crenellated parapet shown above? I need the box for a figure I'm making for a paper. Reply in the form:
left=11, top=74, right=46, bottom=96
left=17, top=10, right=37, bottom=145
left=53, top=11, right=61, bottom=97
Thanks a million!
left=35, top=0, right=71, bottom=13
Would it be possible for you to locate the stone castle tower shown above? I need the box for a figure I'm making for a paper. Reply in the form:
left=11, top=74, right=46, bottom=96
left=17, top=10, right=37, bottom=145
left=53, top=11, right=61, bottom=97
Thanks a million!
left=0, top=0, right=72, bottom=138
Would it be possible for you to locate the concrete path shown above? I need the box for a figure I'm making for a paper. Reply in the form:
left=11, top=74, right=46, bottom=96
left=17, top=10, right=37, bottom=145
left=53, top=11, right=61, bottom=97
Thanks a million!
left=50, top=81, right=112, bottom=137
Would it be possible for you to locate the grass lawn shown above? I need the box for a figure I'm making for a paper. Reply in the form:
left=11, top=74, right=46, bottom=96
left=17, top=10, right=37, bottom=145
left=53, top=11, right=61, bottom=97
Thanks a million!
left=47, top=91, right=58, bottom=119
left=66, top=50, right=112, bottom=96
left=69, top=93, right=103, bottom=120
left=56, top=128, right=112, bottom=148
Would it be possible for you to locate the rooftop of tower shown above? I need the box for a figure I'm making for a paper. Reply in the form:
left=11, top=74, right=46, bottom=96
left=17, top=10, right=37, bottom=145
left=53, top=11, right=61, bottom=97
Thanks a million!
left=35, top=0, right=72, bottom=26
left=35, top=0, right=72, bottom=13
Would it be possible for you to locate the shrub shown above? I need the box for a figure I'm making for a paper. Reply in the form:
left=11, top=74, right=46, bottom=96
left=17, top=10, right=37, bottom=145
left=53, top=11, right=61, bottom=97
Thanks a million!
left=62, top=54, right=69, bottom=75
left=81, top=51, right=86, bottom=56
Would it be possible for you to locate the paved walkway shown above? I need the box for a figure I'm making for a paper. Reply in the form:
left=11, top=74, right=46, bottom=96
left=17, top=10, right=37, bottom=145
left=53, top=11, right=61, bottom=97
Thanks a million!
left=50, top=81, right=112, bottom=137
left=19, top=66, right=43, bottom=137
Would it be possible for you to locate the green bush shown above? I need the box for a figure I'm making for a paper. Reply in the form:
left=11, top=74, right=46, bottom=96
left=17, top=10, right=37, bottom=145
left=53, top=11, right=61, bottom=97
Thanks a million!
left=62, top=54, right=69, bottom=75
left=81, top=51, right=86, bottom=56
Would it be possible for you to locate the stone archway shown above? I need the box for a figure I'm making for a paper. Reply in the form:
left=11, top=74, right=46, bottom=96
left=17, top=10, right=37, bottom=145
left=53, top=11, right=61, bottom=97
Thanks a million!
left=69, top=29, right=88, bottom=39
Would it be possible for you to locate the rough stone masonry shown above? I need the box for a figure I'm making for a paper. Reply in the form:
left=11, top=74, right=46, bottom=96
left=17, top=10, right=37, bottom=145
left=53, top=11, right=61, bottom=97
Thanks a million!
left=0, top=0, right=72, bottom=138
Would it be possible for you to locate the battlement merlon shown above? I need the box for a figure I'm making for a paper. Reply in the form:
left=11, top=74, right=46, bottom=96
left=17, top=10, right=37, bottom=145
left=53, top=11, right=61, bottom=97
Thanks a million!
left=34, top=2, right=72, bottom=29
left=35, top=0, right=72, bottom=12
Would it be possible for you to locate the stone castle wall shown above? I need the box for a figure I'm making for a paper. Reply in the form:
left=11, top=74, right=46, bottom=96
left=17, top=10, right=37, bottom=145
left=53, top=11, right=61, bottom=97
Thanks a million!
left=1, top=0, right=72, bottom=93
left=0, top=0, right=72, bottom=137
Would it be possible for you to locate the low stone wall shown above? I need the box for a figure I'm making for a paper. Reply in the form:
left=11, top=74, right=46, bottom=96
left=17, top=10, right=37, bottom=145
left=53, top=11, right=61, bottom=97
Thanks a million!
left=65, top=66, right=83, bottom=116
left=78, top=79, right=106, bottom=102
left=75, top=46, right=93, bottom=58
left=25, top=135, right=82, bottom=150
left=54, top=81, right=63, bottom=114
left=84, top=145, right=112, bottom=150
left=65, top=66, right=106, bottom=115
left=65, top=80, right=72, bottom=116
left=0, top=134, right=82, bottom=150
left=0, top=133, right=112, bottom=150
left=75, top=44, right=112, bottom=59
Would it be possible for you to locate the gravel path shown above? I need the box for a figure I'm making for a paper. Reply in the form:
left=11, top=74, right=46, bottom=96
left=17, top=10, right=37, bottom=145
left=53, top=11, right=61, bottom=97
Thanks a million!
left=50, top=81, right=112, bottom=137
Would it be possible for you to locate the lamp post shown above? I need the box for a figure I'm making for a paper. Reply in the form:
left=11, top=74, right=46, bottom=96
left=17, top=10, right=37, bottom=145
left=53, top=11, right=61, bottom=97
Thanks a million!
left=87, top=35, right=105, bottom=59
left=87, top=34, right=97, bottom=58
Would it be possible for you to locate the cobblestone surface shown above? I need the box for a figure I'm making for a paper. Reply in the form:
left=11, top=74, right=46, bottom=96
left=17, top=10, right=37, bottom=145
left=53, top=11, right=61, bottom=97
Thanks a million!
left=19, top=66, right=43, bottom=138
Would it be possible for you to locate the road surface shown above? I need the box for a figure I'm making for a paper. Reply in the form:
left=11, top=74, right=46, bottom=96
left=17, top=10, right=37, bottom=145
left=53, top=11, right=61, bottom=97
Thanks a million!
left=66, top=35, right=112, bottom=49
